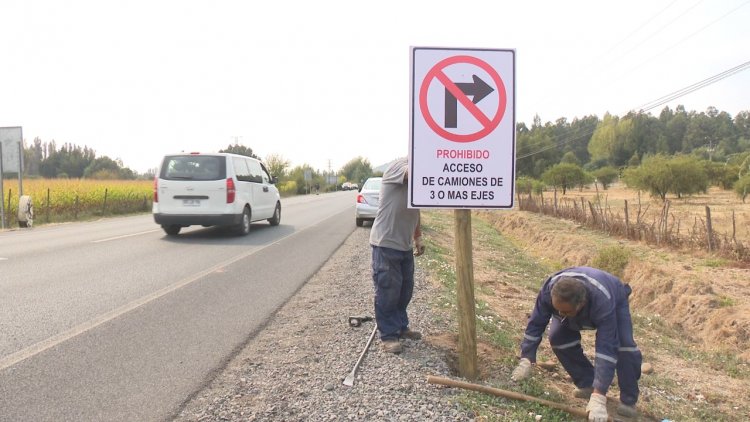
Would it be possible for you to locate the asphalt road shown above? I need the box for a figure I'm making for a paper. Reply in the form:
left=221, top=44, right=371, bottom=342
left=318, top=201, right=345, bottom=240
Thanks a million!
left=0, top=191, right=357, bottom=421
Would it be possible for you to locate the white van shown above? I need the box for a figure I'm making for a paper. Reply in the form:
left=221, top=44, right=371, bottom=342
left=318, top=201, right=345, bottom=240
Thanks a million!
left=152, top=152, right=281, bottom=236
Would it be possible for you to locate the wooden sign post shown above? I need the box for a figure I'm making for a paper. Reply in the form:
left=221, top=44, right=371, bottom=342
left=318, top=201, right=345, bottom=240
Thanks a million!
left=409, top=47, right=516, bottom=381
left=454, top=209, right=478, bottom=380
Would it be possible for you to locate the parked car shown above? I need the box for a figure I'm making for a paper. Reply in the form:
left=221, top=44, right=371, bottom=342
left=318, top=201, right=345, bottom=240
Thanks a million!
left=342, top=182, right=360, bottom=191
left=355, top=177, right=382, bottom=227
left=153, top=152, right=281, bottom=236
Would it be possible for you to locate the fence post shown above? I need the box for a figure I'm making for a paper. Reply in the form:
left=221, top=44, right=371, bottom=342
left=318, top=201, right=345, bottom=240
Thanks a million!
left=7, top=189, right=12, bottom=227
left=102, top=188, right=108, bottom=215
left=75, top=196, right=79, bottom=220
left=624, top=200, right=629, bottom=239
left=553, top=190, right=558, bottom=216
left=705, top=206, right=714, bottom=252
left=580, top=197, right=586, bottom=223
left=47, top=188, right=51, bottom=223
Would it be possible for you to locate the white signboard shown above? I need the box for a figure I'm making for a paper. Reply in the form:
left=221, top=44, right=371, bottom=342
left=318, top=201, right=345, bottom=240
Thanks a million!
left=409, top=47, right=516, bottom=209
left=0, top=127, right=23, bottom=173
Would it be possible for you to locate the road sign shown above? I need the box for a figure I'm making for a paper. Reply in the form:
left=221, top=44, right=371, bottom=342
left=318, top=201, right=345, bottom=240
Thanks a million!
left=409, top=47, right=515, bottom=209
left=0, top=127, right=22, bottom=174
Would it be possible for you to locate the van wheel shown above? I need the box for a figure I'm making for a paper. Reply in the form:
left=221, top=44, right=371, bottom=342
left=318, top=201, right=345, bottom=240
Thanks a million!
left=235, top=207, right=251, bottom=235
left=268, top=202, right=281, bottom=226
left=356, top=218, right=364, bottom=227
left=163, top=225, right=181, bottom=235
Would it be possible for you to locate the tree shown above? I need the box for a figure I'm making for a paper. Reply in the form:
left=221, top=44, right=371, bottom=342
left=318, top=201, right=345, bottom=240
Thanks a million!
left=541, top=163, right=587, bottom=195
left=515, top=177, right=533, bottom=195
left=340, top=157, right=373, bottom=185
left=592, top=166, right=619, bottom=190
left=264, top=153, right=290, bottom=179
left=622, top=155, right=671, bottom=200
left=667, top=155, right=708, bottom=198
left=219, top=144, right=259, bottom=159
left=734, top=174, right=750, bottom=203
left=702, top=161, right=738, bottom=190
left=588, top=113, right=618, bottom=164
left=560, top=151, right=580, bottom=165
left=91, top=158, right=135, bottom=179
left=516, top=123, right=557, bottom=178
left=288, top=164, right=320, bottom=194
left=622, top=154, right=707, bottom=200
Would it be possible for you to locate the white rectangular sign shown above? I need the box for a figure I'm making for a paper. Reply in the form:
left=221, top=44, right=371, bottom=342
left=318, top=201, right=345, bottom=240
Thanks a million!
left=408, top=47, right=516, bottom=209
left=0, top=127, right=23, bottom=173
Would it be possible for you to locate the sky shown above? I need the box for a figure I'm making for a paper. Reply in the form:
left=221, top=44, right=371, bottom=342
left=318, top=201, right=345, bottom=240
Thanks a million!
left=1, top=0, right=748, bottom=174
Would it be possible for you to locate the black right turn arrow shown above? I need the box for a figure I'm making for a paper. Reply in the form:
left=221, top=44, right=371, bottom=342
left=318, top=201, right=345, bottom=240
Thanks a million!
left=444, top=74, right=495, bottom=128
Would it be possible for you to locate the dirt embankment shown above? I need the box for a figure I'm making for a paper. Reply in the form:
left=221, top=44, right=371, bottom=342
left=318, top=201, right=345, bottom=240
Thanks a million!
left=479, top=210, right=750, bottom=362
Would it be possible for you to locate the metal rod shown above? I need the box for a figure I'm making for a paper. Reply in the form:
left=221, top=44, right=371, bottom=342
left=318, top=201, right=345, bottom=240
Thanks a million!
left=343, top=324, right=378, bottom=386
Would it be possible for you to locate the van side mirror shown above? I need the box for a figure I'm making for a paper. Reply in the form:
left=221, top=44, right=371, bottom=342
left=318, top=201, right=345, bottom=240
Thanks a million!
left=272, top=176, right=279, bottom=184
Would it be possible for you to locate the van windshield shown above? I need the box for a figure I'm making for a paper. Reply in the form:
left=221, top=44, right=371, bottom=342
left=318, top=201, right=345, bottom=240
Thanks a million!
left=160, top=155, right=226, bottom=181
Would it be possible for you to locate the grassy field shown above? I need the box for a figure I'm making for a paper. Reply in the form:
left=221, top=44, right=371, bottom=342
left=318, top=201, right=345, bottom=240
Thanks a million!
left=419, top=206, right=749, bottom=422
left=2, top=178, right=152, bottom=226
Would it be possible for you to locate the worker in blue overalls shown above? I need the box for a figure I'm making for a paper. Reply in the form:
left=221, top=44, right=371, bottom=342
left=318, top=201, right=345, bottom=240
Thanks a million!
left=510, top=267, right=642, bottom=422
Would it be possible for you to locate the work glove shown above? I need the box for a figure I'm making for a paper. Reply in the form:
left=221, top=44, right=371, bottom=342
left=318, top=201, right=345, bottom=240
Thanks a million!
left=586, top=393, right=608, bottom=422
left=414, top=236, right=425, bottom=256
left=510, top=358, right=532, bottom=381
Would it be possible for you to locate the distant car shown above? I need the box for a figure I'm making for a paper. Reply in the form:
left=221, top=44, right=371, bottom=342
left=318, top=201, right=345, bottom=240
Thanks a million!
left=355, top=177, right=382, bottom=227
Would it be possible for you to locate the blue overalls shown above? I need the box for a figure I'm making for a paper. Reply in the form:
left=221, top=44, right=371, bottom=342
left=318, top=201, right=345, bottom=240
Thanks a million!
left=520, top=267, right=642, bottom=406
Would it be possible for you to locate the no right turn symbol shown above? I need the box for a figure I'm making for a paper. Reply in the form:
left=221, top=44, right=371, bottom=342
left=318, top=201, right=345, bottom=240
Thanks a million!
left=419, top=55, right=507, bottom=143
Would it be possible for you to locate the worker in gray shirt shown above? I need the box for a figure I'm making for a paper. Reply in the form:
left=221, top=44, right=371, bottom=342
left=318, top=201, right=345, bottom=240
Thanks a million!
left=370, top=157, right=425, bottom=354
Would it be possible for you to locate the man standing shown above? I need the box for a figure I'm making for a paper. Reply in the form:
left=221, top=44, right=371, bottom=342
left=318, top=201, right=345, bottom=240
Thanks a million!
left=511, top=266, right=642, bottom=421
left=370, top=157, right=425, bottom=354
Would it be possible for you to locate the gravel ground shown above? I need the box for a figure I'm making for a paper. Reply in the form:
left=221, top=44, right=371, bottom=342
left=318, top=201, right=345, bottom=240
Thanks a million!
left=172, top=227, right=476, bottom=422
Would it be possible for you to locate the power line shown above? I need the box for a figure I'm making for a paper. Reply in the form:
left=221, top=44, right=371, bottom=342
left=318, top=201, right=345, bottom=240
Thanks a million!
left=636, top=60, right=750, bottom=112
left=517, top=59, right=750, bottom=160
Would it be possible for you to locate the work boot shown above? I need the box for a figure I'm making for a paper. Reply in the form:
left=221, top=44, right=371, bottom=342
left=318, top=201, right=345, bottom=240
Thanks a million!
left=400, top=328, right=422, bottom=340
left=617, top=403, right=638, bottom=418
left=573, top=386, right=593, bottom=399
left=382, top=339, right=402, bottom=354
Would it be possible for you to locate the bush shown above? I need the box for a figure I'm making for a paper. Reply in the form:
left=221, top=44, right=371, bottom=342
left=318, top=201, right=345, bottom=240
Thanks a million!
left=590, top=246, right=630, bottom=278
left=734, top=174, right=750, bottom=203
left=516, top=177, right=533, bottom=195
left=278, top=181, right=298, bottom=196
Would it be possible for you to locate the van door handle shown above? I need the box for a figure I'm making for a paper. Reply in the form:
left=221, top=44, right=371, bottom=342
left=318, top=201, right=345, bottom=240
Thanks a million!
left=263, top=186, right=269, bottom=192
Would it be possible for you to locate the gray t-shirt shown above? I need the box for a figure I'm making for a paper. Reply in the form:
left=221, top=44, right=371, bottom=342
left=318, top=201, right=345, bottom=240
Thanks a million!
left=369, top=158, right=420, bottom=251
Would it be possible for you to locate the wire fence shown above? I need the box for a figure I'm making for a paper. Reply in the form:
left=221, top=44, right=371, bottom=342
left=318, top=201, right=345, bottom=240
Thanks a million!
left=516, top=191, right=750, bottom=263
left=3, top=187, right=152, bottom=228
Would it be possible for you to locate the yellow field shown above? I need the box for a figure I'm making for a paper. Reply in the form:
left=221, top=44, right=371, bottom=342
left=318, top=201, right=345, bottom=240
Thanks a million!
left=3, top=178, right=152, bottom=225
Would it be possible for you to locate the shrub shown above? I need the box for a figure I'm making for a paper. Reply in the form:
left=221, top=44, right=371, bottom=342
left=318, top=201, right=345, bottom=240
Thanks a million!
left=278, top=180, right=298, bottom=197
left=591, top=246, right=630, bottom=278
left=734, top=174, right=750, bottom=203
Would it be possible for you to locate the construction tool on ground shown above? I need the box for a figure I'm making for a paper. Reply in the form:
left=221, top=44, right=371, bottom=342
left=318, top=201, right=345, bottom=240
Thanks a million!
left=342, top=324, right=378, bottom=386
left=348, top=315, right=373, bottom=327
left=427, top=375, right=617, bottom=421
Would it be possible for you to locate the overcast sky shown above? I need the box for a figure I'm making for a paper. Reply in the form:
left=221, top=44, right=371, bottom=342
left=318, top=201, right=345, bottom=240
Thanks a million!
left=1, top=0, right=748, bottom=174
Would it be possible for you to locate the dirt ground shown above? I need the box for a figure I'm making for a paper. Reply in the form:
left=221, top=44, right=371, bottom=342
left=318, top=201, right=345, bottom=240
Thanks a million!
left=421, top=194, right=750, bottom=421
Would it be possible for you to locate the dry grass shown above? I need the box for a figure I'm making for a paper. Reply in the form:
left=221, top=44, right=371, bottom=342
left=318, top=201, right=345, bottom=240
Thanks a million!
left=520, top=183, right=750, bottom=262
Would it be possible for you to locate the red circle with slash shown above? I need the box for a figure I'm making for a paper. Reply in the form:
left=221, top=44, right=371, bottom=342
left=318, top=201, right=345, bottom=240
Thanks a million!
left=419, top=55, right=506, bottom=143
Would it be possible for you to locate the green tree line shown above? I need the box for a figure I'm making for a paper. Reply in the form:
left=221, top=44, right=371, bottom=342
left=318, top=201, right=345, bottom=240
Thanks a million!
left=21, top=137, right=140, bottom=179
left=517, top=105, right=750, bottom=178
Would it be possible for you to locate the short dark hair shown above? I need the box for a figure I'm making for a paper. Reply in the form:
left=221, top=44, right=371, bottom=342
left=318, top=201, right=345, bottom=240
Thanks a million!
left=551, top=277, right=587, bottom=307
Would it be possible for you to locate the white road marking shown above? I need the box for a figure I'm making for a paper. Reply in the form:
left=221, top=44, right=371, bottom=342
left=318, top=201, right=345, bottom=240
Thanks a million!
left=91, top=229, right=162, bottom=243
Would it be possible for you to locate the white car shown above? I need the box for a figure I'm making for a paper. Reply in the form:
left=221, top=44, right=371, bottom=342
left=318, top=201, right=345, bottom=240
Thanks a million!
left=153, top=152, right=281, bottom=236
left=355, top=177, right=382, bottom=227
